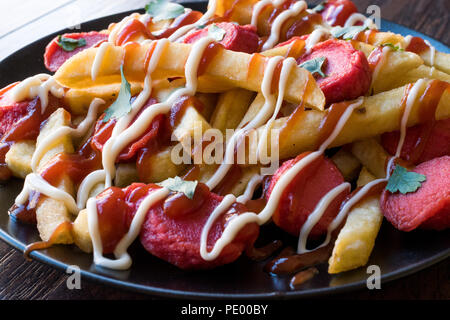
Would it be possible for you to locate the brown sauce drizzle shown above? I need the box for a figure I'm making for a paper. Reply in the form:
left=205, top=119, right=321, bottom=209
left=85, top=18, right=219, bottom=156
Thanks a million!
left=284, top=38, right=306, bottom=60
left=265, top=242, right=332, bottom=275
left=197, top=42, right=223, bottom=77
left=212, top=164, right=243, bottom=196
left=155, top=10, right=203, bottom=39
left=270, top=59, right=284, bottom=94
left=316, top=100, right=353, bottom=148
left=284, top=12, right=322, bottom=41
left=406, top=80, right=449, bottom=163
left=246, top=239, right=283, bottom=261
left=23, top=221, right=73, bottom=260
left=353, top=29, right=378, bottom=43
left=367, top=46, right=385, bottom=73
left=115, top=19, right=154, bottom=46
left=290, top=267, right=319, bottom=288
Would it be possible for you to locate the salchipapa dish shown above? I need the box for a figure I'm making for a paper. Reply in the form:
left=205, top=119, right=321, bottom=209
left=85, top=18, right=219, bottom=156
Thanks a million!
left=1, top=0, right=449, bottom=287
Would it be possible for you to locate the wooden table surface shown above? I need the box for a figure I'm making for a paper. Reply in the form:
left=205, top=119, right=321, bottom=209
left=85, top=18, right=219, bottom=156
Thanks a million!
left=0, top=0, right=449, bottom=300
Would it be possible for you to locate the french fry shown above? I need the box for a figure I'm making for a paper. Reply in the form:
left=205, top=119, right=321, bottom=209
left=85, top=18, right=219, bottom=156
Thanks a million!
left=210, top=89, right=255, bottom=134
left=328, top=167, right=383, bottom=273
left=5, top=140, right=35, bottom=178
left=73, top=209, right=92, bottom=253
left=393, top=65, right=450, bottom=89
left=331, top=149, right=361, bottom=182
left=139, top=146, right=186, bottom=183
left=54, top=42, right=325, bottom=110
left=350, top=138, right=388, bottom=179
left=115, top=163, right=139, bottom=187
left=64, top=82, right=143, bottom=115
left=34, top=109, right=75, bottom=243
left=257, top=80, right=450, bottom=160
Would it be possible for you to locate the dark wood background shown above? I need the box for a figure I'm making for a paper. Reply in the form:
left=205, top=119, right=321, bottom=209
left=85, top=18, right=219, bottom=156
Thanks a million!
left=0, top=0, right=448, bottom=300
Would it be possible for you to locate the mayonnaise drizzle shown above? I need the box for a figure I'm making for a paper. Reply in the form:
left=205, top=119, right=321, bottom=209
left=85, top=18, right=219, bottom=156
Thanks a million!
left=8, top=74, right=64, bottom=114
left=370, top=45, right=390, bottom=89
left=167, top=0, right=219, bottom=41
left=305, top=27, right=330, bottom=54
left=91, top=42, right=113, bottom=81
left=344, top=13, right=377, bottom=29
left=261, top=1, right=307, bottom=51
left=200, top=97, right=364, bottom=261
left=85, top=36, right=220, bottom=270
left=236, top=174, right=263, bottom=204
left=31, top=98, right=104, bottom=171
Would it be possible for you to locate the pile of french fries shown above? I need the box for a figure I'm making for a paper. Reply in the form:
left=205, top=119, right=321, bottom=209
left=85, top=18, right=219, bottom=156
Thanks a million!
left=4, top=0, right=450, bottom=274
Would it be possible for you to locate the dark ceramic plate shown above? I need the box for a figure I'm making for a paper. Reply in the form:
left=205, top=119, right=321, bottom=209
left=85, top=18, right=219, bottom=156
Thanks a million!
left=0, top=1, right=449, bottom=299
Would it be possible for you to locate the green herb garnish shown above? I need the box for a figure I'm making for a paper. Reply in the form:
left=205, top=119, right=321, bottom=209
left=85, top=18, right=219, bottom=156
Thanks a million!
left=158, top=176, right=198, bottom=199
left=145, top=0, right=185, bottom=22
left=57, top=35, right=86, bottom=52
left=386, top=165, right=426, bottom=194
left=299, top=56, right=327, bottom=78
left=103, top=65, right=132, bottom=122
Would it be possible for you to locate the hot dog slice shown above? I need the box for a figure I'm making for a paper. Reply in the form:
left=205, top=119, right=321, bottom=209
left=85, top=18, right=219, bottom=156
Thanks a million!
left=137, top=183, right=260, bottom=269
left=44, top=31, right=108, bottom=72
left=183, top=22, right=260, bottom=54
left=91, top=98, right=167, bottom=162
left=318, top=0, right=358, bottom=27
left=381, top=156, right=450, bottom=231
left=266, top=152, right=349, bottom=238
left=381, top=119, right=450, bottom=164
left=297, top=39, right=372, bottom=105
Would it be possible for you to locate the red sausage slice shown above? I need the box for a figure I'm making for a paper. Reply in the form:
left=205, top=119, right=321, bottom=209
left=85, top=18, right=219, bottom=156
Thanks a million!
left=265, top=152, right=349, bottom=238
left=91, top=98, right=167, bottom=162
left=183, top=22, right=260, bottom=54
left=381, top=156, right=450, bottom=231
left=319, top=0, right=358, bottom=27
left=44, top=31, right=108, bottom=72
left=381, top=119, right=450, bottom=165
left=297, top=39, right=372, bottom=104
left=136, top=183, right=260, bottom=269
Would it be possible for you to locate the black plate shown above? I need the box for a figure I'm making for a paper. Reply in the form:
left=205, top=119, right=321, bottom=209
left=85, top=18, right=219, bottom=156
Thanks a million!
left=0, top=1, right=449, bottom=299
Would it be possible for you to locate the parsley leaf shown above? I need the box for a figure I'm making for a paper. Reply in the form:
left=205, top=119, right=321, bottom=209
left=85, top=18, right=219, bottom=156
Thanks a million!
left=145, top=0, right=185, bottom=22
left=103, top=65, right=132, bottom=122
left=208, top=24, right=226, bottom=42
left=311, top=1, right=326, bottom=13
left=158, top=176, right=198, bottom=199
left=386, top=165, right=426, bottom=194
left=331, top=25, right=368, bottom=40
left=57, top=35, right=86, bottom=52
left=299, top=56, right=327, bottom=77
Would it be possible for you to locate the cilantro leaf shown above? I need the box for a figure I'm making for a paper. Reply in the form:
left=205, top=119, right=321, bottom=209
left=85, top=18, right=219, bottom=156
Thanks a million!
left=299, top=56, right=327, bottom=77
left=103, top=65, right=132, bottom=122
left=381, top=43, right=404, bottom=51
left=145, top=0, right=185, bottom=22
left=158, top=176, right=198, bottom=199
left=331, top=25, right=368, bottom=40
left=57, top=35, right=86, bottom=52
left=386, top=165, right=426, bottom=194
left=311, top=1, right=326, bottom=13
left=208, top=24, right=226, bottom=42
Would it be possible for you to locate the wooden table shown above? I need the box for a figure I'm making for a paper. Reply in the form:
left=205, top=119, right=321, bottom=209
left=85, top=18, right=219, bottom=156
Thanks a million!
left=0, top=0, right=449, bottom=300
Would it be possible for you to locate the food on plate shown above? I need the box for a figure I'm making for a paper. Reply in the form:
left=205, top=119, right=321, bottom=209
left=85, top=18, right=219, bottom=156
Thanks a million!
left=1, top=0, right=449, bottom=285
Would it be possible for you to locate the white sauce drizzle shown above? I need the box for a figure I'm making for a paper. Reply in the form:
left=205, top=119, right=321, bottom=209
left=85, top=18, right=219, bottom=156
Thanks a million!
left=31, top=98, right=104, bottom=171
left=344, top=13, right=377, bottom=29
left=369, top=45, right=390, bottom=89
left=305, top=27, right=330, bottom=54
left=236, top=174, right=263, bottom=204
left=91, top=42, right=113, bottom=81
left=85, top=35, right=220, bottom=270
left=8, top=74, right=64, bottom=114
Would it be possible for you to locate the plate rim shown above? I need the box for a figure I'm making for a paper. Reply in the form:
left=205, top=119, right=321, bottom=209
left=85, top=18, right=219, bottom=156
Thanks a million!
left=0, top=2, right=449, bottom=299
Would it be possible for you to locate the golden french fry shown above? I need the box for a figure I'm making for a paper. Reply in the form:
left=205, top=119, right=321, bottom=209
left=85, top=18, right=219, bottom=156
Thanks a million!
left=350, top=138, right=389, bottom=179
left=34, top=109, right=75, bottom=243
left=73, top=209, right=92, bottom=253
left=54, top=42, right=325, bottom=110
left=331, top=149, right=361, bottom=182
left=139, top=146, right=186, bottom=183
left=115, top=163, right=139, bottom=187
left=64, top=82, right=143, bottom=115
left=210, top=89, right=255, bottom=133
left=393, top=65, right=450, bottom=88
left=357, top=166, right=377, bottom=187
left=328, top=167, right=383, bottom=274
left=258, top=80, right=450, bottom=160
left=5, top=140, right=35, bottom=179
